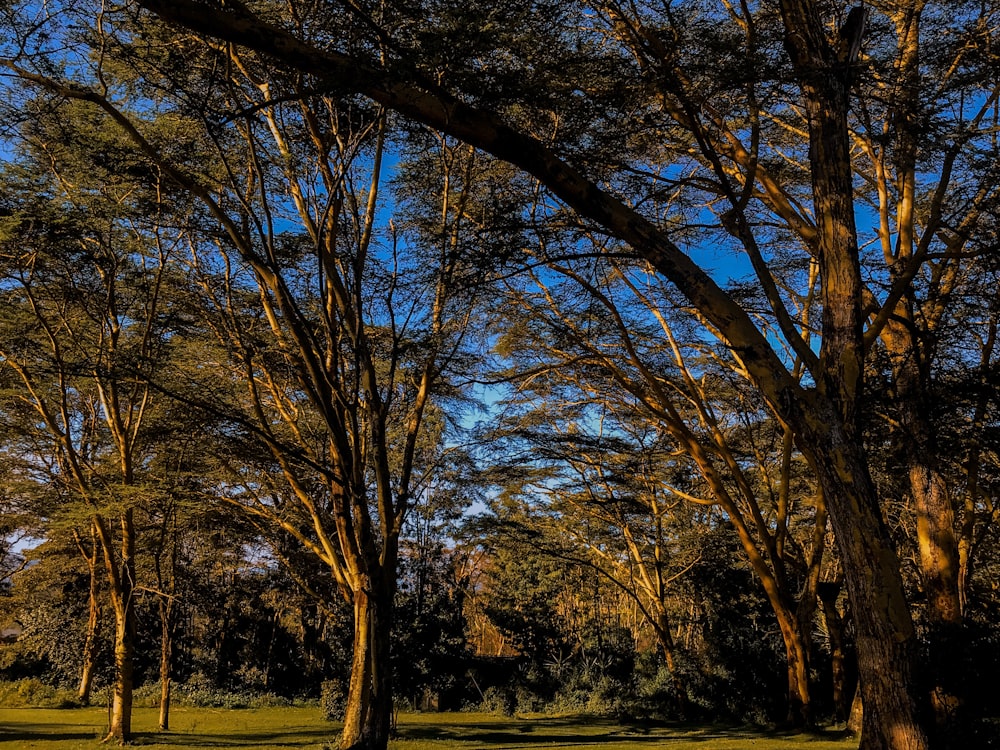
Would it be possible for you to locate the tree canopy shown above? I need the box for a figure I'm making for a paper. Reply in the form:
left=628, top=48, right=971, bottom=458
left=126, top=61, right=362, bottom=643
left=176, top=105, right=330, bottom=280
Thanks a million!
left=0, top=3, right=999, bottom=750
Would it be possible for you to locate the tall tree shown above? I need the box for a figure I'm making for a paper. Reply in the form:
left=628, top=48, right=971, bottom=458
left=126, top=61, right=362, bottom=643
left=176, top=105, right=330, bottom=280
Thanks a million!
left=0, top=101, right=188, bottom=741
left=488, top=252, right=829, bottom=724
left=4, top=1, right=999, bottom=747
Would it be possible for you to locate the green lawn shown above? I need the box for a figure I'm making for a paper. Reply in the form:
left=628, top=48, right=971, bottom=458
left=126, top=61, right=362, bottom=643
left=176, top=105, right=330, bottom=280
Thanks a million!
left=0, top=707, right=859, bottom=750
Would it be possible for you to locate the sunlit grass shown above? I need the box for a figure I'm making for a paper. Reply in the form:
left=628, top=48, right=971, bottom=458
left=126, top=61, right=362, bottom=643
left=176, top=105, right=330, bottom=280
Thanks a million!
left=0, top=706, right=858, bottom=749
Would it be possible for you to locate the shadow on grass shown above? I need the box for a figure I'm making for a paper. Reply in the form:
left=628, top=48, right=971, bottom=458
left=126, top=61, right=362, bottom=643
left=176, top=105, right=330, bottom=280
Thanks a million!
left=1, top=722, right=101, bottom=742
left=0, top=713, right=853, bottom=748
left=130, top=728, right=335, bottom=747
left=0, top=720, right=334, bottom=748
left=394, top=717, right=849, bottom=747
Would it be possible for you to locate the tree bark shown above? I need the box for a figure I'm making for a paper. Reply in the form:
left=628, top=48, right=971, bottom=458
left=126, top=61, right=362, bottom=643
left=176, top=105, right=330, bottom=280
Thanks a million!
left=77, top=524, right=102, bottom=706
left=777, top=616, right=812, bottom=727
left=805, top=422, right=927, bottom=750
left=158, top=597, right=173, bottom=731
left=848, top=682, right=865, bottom=737
left=775, top=2, right=929, bottom=747
left=97, top=510, right=137, bottom=745
left=340, top=578, right=395, bottom=750
left=883, top=317, right=963, bottom=738
left=817, top=582, right=848, bottom=723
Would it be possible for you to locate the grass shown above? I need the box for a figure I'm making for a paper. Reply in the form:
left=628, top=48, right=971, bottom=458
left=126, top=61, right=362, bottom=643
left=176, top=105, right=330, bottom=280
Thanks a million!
left=0, top=706, right=859, bottom=750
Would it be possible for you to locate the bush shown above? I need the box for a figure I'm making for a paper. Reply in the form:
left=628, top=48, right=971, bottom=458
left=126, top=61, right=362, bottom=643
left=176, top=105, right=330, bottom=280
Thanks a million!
left=478, top=685, right=516, bottom=716
left=158, top=674, right=293, bottom=709
left=321, top=679, right=346, bottom=720
left=0, top=678, right=80, bottom=708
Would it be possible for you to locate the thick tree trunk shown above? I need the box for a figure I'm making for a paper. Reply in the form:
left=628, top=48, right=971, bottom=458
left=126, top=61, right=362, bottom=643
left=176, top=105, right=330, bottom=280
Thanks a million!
left=883, top=322, right=962, bottom=628
left=807, top=427, right=927, bottom=750
left=340, top=580, right=394, bottom=750
left=777, top=618, right=812, bottom=727
left=911, top=462, right=960, bottom=623
left=775, top=3, right=931, bottom=747
left=883, top=320, right=963, bottom=739
left=107, top=604, right=137, bottom=744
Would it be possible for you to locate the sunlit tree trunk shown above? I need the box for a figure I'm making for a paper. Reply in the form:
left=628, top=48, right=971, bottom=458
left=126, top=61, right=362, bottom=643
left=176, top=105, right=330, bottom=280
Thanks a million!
left=776, top=2, right=929, bottom=746
left=158, top=629, right=172, bottom=732
left=156, top=585, right=175, bottom=731
left=96, top=510, right=137, bottom=745
left=776, top=615, right=812, bottom=727
left=152, top=503, right=178, bottom=731
left=341, top=576, right=395, bottom=750
left=75, top=523, right=102, bottom=706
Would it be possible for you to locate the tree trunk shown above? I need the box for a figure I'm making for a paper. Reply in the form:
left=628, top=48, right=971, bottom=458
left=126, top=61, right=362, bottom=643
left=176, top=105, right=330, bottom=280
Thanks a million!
left=883, top=320, right=963, bottom=738
left=848, top=682, right=865, bottom=737
left=340, top=579, right=394, bottom=750
left=158, top=596, right=173, bottom=731
left=777, top=618, right=812, bottom=727
left=875, top=5, right=963, bottom=735
left=100, top=510, right=137, bottom=745
left=77, top=526, right=101, bottom=706
left=154, top=509, right=177, bottom=733
left=107, top=603, right=137, bottom=744
left=775, top=2, right=931, bottom=746
left=883, top=322, right=962, bottom=627
left=817, top=582, right=848, bottom=722
left=807, top=429, right=927, bottom=750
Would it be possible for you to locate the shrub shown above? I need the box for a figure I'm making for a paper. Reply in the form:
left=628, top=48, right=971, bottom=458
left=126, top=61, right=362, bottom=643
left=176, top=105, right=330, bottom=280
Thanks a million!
left=478, top=685, right=516, bottom=716
left=145, top=674, right=295, bottom=709
left=0, top=678, right=80, bottom=708
left=321, top=679, right=346, bottom=720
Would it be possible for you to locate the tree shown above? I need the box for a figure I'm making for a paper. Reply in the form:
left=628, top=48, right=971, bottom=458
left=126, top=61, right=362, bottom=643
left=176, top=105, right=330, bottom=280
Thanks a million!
left=484, top=235, right=831, bottom=724
left=3, top=1, right=999, bottom=747
left=0, top=102, right=189, bottom=741
left=170, top=118, right=488, bottom=747
left=1, top=12, right=493, bottom=748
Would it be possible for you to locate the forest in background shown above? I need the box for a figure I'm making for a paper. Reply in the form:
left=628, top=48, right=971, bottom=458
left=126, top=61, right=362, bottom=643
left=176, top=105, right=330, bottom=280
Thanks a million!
left=0, top=2, right=998, bottom=750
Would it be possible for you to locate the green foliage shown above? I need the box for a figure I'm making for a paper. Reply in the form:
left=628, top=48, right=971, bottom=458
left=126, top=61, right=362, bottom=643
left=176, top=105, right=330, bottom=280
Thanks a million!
left=392, top=541, right=472, bottom=710
left=676, top=529, right=787, bottom=724
left=477, top=685, right=517, bottom=716
left=171, top=675, right=293, bottom=710
left=0, top=539, right=110, bottom=689
left=0, top=678, right=80, bottom=708
left=320, top=678, right=347, bottom=721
